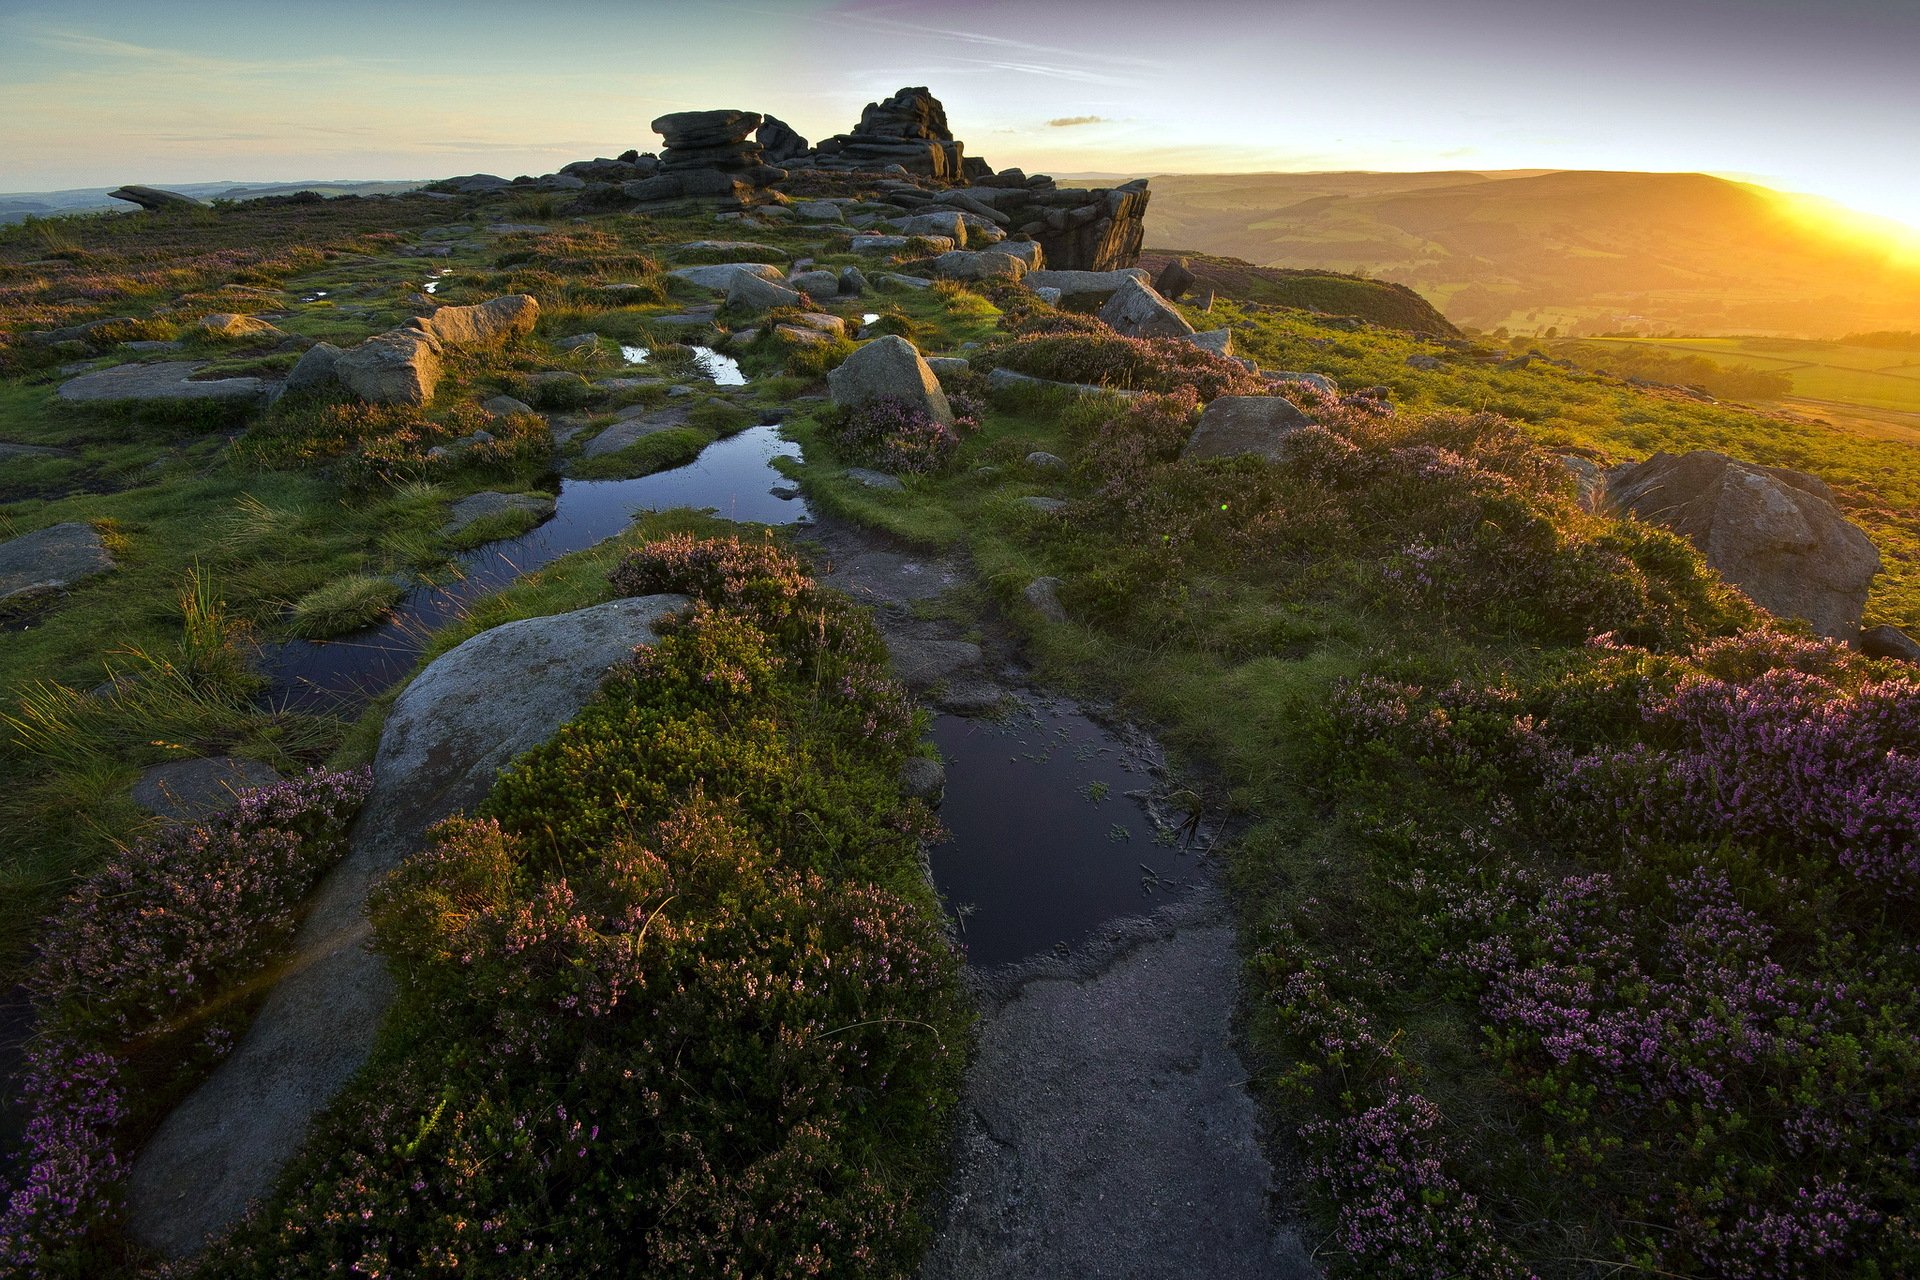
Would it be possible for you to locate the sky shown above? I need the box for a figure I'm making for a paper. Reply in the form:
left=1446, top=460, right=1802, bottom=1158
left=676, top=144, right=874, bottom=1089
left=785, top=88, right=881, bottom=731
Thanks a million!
left=2, top=0, right=1916, bottom=233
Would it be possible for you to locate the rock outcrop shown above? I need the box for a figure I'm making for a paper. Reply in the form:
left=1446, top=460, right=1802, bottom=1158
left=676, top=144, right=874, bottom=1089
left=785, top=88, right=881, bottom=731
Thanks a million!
left=625, top=110, right=785, bottom=208
left=1182, top=396, right=1311, bottom=462
left=107, top=185, right=208, bottom=211
left=56, top=361, right=268, bottom=407
left=828, top=335, right=953, bottom=426
left=808, top=86, right=965, bottom=180
left=1608, top=450, right=1880, bottom=640
left=1099, top=277, right=1195, bottom=339
left=126, top=595, right=689, bottom=1258
left=323, top=295, right=539, bottom=407
left=755, top=115, right=810, bottom=163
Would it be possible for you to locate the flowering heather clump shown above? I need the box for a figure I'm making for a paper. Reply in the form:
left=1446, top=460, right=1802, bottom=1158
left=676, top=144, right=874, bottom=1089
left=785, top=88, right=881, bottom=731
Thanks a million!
left=827, top=394, right=969, bottom=475
left=610, top=531, right=814, bottom=620
left=0, top=768, right=372, bottom=1277
left=1305, top=1094, right=1534, bottom=1280
left=985, top=331, right=1265, bottom=399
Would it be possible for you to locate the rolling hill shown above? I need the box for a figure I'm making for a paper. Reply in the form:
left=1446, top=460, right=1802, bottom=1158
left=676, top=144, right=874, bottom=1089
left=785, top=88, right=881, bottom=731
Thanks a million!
left=1143, top=169, right=1920, bottom=338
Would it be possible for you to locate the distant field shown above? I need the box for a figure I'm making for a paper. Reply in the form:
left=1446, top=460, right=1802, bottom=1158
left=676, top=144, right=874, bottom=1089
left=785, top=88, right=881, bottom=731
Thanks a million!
left=1582, top=336, right=1920, bottom=413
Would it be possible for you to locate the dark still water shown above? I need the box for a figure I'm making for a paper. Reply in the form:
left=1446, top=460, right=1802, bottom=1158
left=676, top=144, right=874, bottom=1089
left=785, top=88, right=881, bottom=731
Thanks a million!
left=925, top=699, right=1199, bottom=967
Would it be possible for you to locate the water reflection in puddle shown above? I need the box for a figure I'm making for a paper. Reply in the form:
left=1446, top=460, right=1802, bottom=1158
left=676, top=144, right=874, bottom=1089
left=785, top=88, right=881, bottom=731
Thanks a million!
left=424, top=269, right=452, bottom=296
left=618, top=344, right=745, bottom=386
left=862, top=312, right=880, bottom=325
left=926, top=698, right=1200, bottom=967
left=264, top=425, right=805, bottom=712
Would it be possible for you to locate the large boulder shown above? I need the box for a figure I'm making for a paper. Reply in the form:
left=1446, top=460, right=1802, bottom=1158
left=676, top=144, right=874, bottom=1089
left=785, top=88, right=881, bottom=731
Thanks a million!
left=1024, top=268, right=1150, bottom=305
left=932, top=250, right=1026, bottom=282
left=131, top=757, right=284, bottom=822
left=332, top=330, right=441, bottom=406
left=1182, top=396, right=1310, bottom=462
left=0, top=522, right=114, bottom=607
left=725, top=271, right=803, bottom=316
left=125, top=595, right=689, bottom=1258
left=408, top=293, right=539, bottom=348
left=668, top=262, right=786, bottom=292
left=285, top=341, right=342, bottom=392
left=756, top=115, right=810, bottom=163
left=1154, top=258, right=1197, bottom=302
left=56, top=361, right=267, bottom=406
left=1099, top=277, right=1195, bottom=339
left=107, top=185, right=207, bottom=211
left=1609, top=452, right=1880, bottom=640
left=828, top=334, right=953, bottom=426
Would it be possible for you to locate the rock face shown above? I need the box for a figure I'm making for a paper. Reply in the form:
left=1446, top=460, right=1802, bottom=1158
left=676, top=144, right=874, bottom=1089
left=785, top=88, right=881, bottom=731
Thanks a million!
left=409, top=294, right=539, bottom=348
left=756, top=115, right=810, bottom=163
left=809, top=86, right=965, bottom=180
left=331, top=295, right=539, bottom=406
left=107, top=185, right=208, bottom=211
left=0, top=522, right=114, bottom=607
left=631, top=109, right=785, bottom=208
left=131, top=758, right=284, bottom=822
left=828, top=335, right=954, bottom=426
left=125, top=595, right=689, bottom=1259
left=1183, top=396, right=1310, bottom=463
left=1099, top=277, right=1195, bottom=339
left=56, top=361, right=267, bottom=407
left=1609, top=451, right=1881, bottom=640
left=974, top=179, right=1151, bottom=273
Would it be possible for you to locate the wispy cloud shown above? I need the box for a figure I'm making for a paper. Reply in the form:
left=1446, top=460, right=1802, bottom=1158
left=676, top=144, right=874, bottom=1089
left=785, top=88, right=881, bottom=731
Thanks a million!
left=1049, top=115, right=1109, bottom=128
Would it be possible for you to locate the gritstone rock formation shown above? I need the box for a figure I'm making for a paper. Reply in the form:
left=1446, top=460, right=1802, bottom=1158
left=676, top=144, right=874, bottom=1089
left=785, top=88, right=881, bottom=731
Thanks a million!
left=808, top=86, right=966, bottom=180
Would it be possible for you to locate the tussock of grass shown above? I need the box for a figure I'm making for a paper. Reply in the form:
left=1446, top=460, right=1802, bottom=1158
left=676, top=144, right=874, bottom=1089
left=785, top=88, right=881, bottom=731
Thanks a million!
left=287, top=573, right=405, bottom=637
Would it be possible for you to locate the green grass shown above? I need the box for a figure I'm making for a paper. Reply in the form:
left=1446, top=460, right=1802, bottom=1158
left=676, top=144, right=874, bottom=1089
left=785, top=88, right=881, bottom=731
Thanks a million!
left=286, top=573, right=406, bottom=637
left=1579, top=335, right=1920, bottom=413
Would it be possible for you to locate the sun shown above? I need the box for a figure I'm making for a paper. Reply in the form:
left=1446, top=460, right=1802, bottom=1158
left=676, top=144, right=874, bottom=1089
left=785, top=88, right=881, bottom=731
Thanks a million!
left=1763, top=188, right=1920, bottom=272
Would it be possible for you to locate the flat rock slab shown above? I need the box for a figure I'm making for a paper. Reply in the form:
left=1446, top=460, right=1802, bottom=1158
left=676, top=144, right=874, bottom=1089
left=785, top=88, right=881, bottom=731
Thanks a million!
left=923, top=890, right=1317, bottom=1280
left=131, top=757, right=285, bottom=822
left=583, top=403, right=692, bottom=458
left=126, top=594, right=689, bottom=1259
left=0, top=522, right=114, bottom=604
left=56, top=361, right=266, bottom=405
left=439, top=490, right=555, bottom=539
left=0, top=441, right=69, bottom=461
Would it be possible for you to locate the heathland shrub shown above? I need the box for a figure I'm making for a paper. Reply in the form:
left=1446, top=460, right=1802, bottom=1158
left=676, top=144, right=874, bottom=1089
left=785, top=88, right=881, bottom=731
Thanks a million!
left=981, top=332, right=1265, bottom=399
left=187, top=537, right=966, bottom=1277
left=822, top=392, right=983, bottom=475
left=245, top=394, right=552, bottom=487
left=0, top=769, right=372, bottom=1277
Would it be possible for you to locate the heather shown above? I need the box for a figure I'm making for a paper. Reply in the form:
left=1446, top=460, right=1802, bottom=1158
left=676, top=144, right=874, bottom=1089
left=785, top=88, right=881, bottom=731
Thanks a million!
left=0, top=769, right=371, bottom=1277
left=821, top=391, right=983, bottom=475
left=185, top=536, right=967, bottom=1277
left=978, top=331, right=1266, bottom=399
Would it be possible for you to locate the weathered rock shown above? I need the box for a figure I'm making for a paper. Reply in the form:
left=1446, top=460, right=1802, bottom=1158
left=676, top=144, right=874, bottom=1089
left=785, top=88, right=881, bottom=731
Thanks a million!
left=725, top=271, right=803, bottom=316
left=408, top=294, right=539, bottom=349
left=828, top=334, right=953, bottom=426
left=1559, top=455, right=1609, bottom=513
left=925, top=356, right=972, bottom=379
left=56, top=361, right=267, bottom=406
left=807, top=86, right=966, bottom=180
left=583, top=403, right=692, bottom=459
left=933, top=250, right=1026, bottom=282
left=1018, top=496, right=1069, bottom=515
left=1183, top=396, right=1309, bottom=463
left=845, top=467, right=906, bottom=492
left=1263, top=370, right=1337, bottom=397
left=756, top=115, right=810, bottom=163
left=285, top=342, right=342, bottom=393
left=1099, top=277, right=1194, bottom=339
left=439, top=490, right=554, bottom=539
left=0, top=522, right=114, bottom=606
left=1188, top=328, right=1234, bottom=357
left=1023, top=575, right=1068, bottom=623
left=1608, top=451, right=1881, bottom=640
left=899, top=756, right=947, bottom=805
left=790, top=312, right=846, bottom=339
left=108, top=185, right=208, bottom=211
left=985, top=240, right=1045, bottom=270
left=890, top=211, right=970, bottom=244
left=850, top=234, right=958, bottom=255
left=986, top=368, right=1140, bottom=399
left=125, top=595, right=689, bottom=1259
left=1406, top=354, right=1444, bottom=371
left=787, top=269, right=841, bottom=300
left=1863, top=625, right=1920, bottom=663
left=1153, top=257, right=1197, bottom=301
left=1024, top=268, right=1150, bottom=304
left=653, top=109, right=764, bottom=172
left=792, top=200, right=846, bottom=222
left=668, top=262, right=786, bottom=292
left=196, top=313, right=283, bottom=341
left=840, top=265, right=872, bottom=295
left=481, top=393, right=536, bottom=418
left=27, top=315, right=138, bottom=348
left=1025, top=451, right=1067, bottom=470
left=445, top=173, right=511, bottom=193
left=878, top=272, right=934, bottom=290
left=553, top=332, right=599, bottom=352
left=131, top=758, right=284, bottom=822
left=333, top=331, right=441, bottom=406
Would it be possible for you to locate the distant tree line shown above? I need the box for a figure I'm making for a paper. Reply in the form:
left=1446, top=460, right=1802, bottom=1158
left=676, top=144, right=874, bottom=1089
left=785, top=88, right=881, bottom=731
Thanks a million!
left=1553, top=342, right=1795, bottom=400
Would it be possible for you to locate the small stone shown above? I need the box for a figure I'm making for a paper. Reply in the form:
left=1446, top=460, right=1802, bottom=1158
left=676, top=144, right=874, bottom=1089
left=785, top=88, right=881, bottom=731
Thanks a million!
left=1023, top=575, right=1068, bottom=623
left=899, top=756, right=947, bottom=804
left=1019, top=496, right=1068, bottom=515
left=1863, top=624, right=1920, bottom=663
left=845, top=467, right=906, bottom=492
left=1025, top=451, right=1067, bottom=470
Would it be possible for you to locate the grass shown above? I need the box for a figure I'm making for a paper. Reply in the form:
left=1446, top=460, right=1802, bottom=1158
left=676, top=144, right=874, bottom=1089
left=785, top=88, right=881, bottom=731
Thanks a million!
left=286, top=572, right=406, bottom=637
left=1577, top=334, right=1920, bottom=413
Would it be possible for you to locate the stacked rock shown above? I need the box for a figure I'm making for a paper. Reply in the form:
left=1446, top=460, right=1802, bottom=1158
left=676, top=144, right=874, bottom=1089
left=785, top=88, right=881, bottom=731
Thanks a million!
left=944, top=177, right=1152, bottom=273
left=623, top=109, right=786, bottom=209
left=806, top=87, right=967, bottom=181
left=756, top=116, right=810, bottom=164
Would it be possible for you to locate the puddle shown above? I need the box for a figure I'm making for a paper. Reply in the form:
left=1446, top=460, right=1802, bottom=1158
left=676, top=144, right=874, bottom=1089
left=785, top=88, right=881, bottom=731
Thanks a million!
left=926, top=698, right=1201, bottom=967
left=617, top=344, right=744, bottom=386
left=263, top=425, right=807, bottom=712
left=863, top=312, right=881, bottom=325
left=620, top=344, right=649, bottom=365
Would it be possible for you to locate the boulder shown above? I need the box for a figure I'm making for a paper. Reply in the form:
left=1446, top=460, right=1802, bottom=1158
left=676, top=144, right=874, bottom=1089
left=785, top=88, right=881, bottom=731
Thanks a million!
left=1182, top=396, right=1310, bottom=463
left=986, top=240, right=1045, bottom=270
left=725, top=271, right=803, bottom=316
left=790, top=312, right=847, bottom=339
left=439, top=490, right=554, bottom=539
left=1608, top=451, right=1881, bottom=640
left=925, top=356, right=972, bottom=379
left=0, top=522, right=114, bottom=607
left=840, top=265, right=872, bottom=294
left=1863, top=625, right=1920, bottom=663
left=408, top=294, right=539, bottom=348
left=850, top=234, right=958, bottom=255
left=197, top=313, right=284, bottom=341
left=845, top=467, right=906, bottom=492
left=933, top=250, right=1026, bottom=281
left=1559, top=455, right=1609, bottom=513
left=653, top=109, right=764, bottom=172
left=1099, top=277, right=1194, bottom=339
left=56, top=361, right=267, bottom=406
left=107, top=185, right=208, bottom=211
left=668, top=262, right=786, bottom=292
left=583, top=403, right=692, bottom=458
left=828, top=334, right=953, bottom=426
left=787, top=269, right=841, bottom=300
left=986, top=367, right=1140, bottom=399
left=285, top=342, right=342, bottom=392
left=1188, top=328, right=1234, bottom=357
left=1023, top=575, right=1069, bottom=623
left=1024, top=268, right=1150, bottom=304
left=793, top=200, right=846, bottom=222
left=899, top=756, right=947, bottom=805
left=482, top=393, right=536, bottom=418
left=131, top=758, right=284, bottom=822
left=1025, top=451, right=1067, bottom=470
left=1153, top=258, right=1197, bottom=302
left=124, top=595, right=689, bottom=1259
left=756, top=116, right=810, bottom=163
left=1264, top=370, right=1337, bottom=397
left=333, top=331, right=441, bottom=406
left=890, top=211, right=970, bottom=244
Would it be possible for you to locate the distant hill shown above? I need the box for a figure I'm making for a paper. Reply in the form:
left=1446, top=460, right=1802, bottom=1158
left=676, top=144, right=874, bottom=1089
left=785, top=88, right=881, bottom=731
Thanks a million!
left=0, top=180, right=424, bottom=225
left=1136, top=249, right=1457, bottom=334
left=1144, top=170, right=1920, bottom=338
